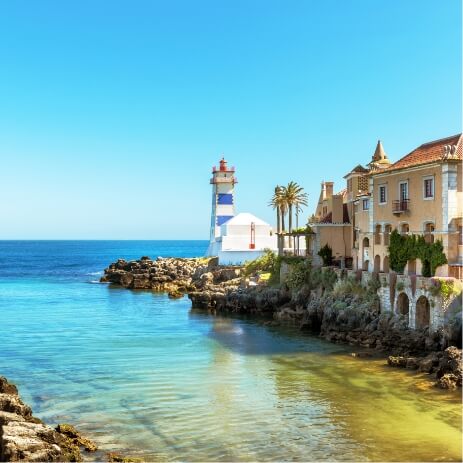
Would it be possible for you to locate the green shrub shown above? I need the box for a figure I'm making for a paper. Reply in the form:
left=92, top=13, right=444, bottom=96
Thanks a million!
left=388, top=230, right=447, bottom=276
left=244, top=249, right=277, bottom=276
left=318, top=244, right=333, bottom=266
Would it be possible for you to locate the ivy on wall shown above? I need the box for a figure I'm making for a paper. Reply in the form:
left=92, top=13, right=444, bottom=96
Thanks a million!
left=388, top=229, right=447, bottom=276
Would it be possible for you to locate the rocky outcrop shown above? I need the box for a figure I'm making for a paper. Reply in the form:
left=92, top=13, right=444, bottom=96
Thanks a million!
left=100, top=256, right=242, bottom=297
left=189, top=282, right=462, bottom=388
left=0, top=376, right=96, bottom=462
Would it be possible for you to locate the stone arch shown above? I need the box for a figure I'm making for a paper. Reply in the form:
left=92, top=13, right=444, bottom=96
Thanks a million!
left=396, top=292, right=409, bottom=323
left=363, top=259, right=369, bottom=271
left=415, top=296, right=430, bottom=329
left=362, top=237, right=370, bottom=248
left=400, top=223, right=409, bottom=235
left=374, top=254, right=381, bottom=272
left=375, top=224, right=382, bottom=245
left=383, top=255, right=389, bottom=273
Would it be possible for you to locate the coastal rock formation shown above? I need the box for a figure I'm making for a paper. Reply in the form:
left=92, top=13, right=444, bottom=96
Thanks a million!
left=102, top=256, right=462, bottom=389
left=0, top=376, right=96, bottom=462
left=101, top=257, right=242, bottom=296
left=188, top=281, right=462, bottom=388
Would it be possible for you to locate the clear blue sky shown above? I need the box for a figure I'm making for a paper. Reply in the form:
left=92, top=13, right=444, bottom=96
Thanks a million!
left=0, top=0, right=461, bottom=239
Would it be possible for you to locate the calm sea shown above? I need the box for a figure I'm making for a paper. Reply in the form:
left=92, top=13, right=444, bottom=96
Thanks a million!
left=0, top=241, right=461, bottom=461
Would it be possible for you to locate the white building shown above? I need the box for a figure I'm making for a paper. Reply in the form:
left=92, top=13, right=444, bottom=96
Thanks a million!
left=206, top=157, right=277, bottom=265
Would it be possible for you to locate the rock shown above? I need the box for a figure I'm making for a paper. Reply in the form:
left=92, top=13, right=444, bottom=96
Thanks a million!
left=405, top=357, right=419, bottom=370
left=0, top=377, right=18, bottom=395
left=436, top=373, right=459, bottom=390
left=351, top=351, right=373, bottom=358
left=435, top=347, right=462, bottom=386
left=0, top=393, right=32, bottom=419
left=168, top=290, right=183, bottom=299
left=107, top=452, right=144, bottom=462
left=55, top=424, right=97, bottom=452
left=0, top=376, right=85, bottom=462
left=1, top=421, right=82, bottom=462
left=387, top=356, right=407, bottom=368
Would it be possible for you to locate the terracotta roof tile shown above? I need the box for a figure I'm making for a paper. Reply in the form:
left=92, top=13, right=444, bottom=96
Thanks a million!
left=381, top=134, right=462, bottom=172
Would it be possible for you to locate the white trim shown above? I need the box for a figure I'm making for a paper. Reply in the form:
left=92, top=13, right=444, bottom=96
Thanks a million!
left=422, top=175, right=435, bottom=200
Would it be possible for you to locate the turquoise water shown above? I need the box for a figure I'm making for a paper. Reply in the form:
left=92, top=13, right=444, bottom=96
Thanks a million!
left=0, top=241, right=461, bottom=461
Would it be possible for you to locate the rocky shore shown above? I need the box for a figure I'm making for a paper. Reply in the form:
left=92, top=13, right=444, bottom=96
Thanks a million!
left=0, top=376, right=96, bottom=461
left=100, top=256, right=242, bottom=297
left=101, top=256, right=462, bottom=390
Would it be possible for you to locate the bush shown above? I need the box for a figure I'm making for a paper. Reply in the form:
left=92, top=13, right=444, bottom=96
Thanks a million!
left=286, top=259, right=312, bottom=290
left=388, top=229, right=447, bottom=276
left=244, top=249, right=277, bottom=276
left=318, top=244, right=333, bottom=266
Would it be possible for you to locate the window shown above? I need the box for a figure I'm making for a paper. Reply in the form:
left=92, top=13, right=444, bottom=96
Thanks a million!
left=423, top=177, right=434, bottom=199
left=362, top=199, right=369, bottom=210
left=379, top=185, right=387, bottom=204
left=399, top=181, right=409, bottom=201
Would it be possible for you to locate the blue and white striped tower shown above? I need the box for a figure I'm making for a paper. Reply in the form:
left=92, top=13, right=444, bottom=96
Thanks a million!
left=207, top=157, right=237, bottom=255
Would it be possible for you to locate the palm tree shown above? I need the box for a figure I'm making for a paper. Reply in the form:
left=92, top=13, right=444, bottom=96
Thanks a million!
left=283, top=181, right=308, bottom=254
left=269, top=186, right=286, bottom=254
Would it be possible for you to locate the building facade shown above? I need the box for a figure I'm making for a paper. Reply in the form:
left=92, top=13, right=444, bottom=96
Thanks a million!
left=310, top=134, right=463, bottom=279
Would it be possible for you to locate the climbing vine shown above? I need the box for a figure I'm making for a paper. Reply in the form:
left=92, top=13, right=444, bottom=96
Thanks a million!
left=388, top=229, right=447, bottom=276
left=429, top=278, right=463, bottom=311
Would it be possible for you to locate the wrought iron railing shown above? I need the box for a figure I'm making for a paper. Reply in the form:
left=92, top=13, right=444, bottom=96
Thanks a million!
left=392, top=199, right=410, bottom=213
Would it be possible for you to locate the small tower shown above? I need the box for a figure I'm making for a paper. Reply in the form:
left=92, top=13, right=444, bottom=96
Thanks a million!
left=368, top=140, right=391, bottom=170
left=208, top=157, right=237, bottom=243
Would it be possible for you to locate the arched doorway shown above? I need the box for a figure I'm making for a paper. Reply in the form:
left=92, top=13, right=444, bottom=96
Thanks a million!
left=363, top=260, right=369, bottom=271
left=416, top=296, right=430, bottom=329
left=396, top=292, right=409, bottom=323
left=383, top=256, right=389, bottom=273
left=374, top=255, right=381, bottom=272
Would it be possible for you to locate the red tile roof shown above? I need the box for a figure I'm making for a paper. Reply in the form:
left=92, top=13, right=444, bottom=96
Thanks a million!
left=382, top=134, right=462, bottom=172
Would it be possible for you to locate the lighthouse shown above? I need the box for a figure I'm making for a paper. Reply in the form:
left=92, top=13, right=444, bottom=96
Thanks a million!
left=208, top=157, right=237, bottom=242
left=206, top=157, right=278, bottom=264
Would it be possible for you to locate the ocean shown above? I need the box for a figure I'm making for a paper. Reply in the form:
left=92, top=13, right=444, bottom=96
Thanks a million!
left=0, top=241, right=461, bottom=461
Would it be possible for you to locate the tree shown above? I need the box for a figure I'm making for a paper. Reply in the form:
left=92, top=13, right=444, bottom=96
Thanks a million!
left=269, top=186, right=286, bottom=254
left=282, top=181, right=308, bottom=253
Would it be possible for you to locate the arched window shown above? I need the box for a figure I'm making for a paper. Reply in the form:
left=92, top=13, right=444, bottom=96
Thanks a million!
left=383, top=256, right=389, bottom=273
left=400, top=223, right=409, bottom=235
left=424, top=222, right=435, bottom=244
left=374, top=255, right=381, bottom=272
left=384, top=224, right=392, bottom=245
left=375, top=224, right=382, bottom=245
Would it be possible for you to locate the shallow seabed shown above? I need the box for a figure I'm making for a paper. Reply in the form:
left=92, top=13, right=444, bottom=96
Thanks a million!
left=0, top=241, right=461, bottom=462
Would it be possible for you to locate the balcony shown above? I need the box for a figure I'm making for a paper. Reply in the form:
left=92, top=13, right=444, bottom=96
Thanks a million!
left=392, top=199, right=410, bottom=214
